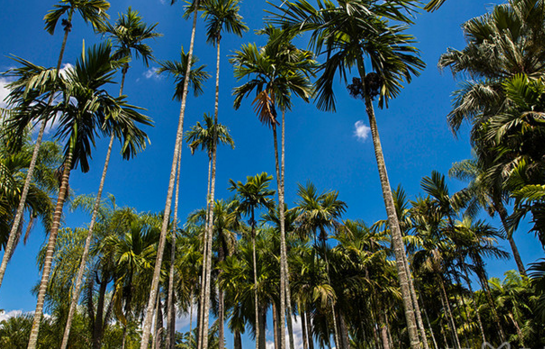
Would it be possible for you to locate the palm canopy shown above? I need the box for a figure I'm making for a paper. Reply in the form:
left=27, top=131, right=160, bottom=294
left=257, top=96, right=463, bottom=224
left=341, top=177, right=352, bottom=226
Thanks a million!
left=230, top=27, right=317, bottom=128
left=4, top=42, right=152, bottom=173
left=157, top=48, right=210, bottom=100
left=228, top=172, right=276, bottom=226
left=102, top=7, right=162, bottom=70
left=294, top=181, right=347, bottom=243
left=184, top=112, right=235, bottom=157
left=44, top=0, right=110, bottom=35
left=268, top=0, right=424, bottom=111
left=202, top=0, right=248, bottom=45
left=439, top=0, right=545, bottom=132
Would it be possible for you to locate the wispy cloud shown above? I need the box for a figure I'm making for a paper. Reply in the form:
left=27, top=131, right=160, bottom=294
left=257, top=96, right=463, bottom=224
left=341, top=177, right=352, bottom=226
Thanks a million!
left=144, top=67, right=163, bottom=80
left=354, top=120, right=371, bottom=142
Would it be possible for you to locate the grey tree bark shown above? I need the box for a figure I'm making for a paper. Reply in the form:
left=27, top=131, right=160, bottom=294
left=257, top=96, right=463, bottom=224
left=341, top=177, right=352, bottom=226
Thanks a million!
left=0, top=14, right=73, bottom=291
left=139, top=2, right=200, bottom=346
left=28, top=150, right=74, bottom=349
left=356, top=57, right=420, bottom=349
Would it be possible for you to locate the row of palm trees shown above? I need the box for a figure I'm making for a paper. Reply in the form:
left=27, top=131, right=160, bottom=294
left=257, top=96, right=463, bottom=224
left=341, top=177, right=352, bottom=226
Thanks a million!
left=1, top=0, right=545, bottom=348
left=2, top=168, right=542, bottom=348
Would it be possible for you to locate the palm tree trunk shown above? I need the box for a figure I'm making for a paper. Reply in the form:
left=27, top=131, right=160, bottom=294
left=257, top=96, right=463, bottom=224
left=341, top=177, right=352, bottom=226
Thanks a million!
left=356, top=56, right=420, bottom=349
left=140, top=2, right=200, bottom=346
left=301, top=307, right=308, bottom=349
left=252, top=217, right=260, bottom=349
left=319, top=237, right=341, bottom=349
left=477, top=269, right=506, bottom=342
left=438, top=276, right=461, bottom=349
left=273, top=302, right=279, bottom=349
left=306, top=310, right=314, bottom=349
left=0, top=17, right=72, bottom=291
left=198, top=156, right=212, bottom=349
left=422, top=303, right=438, bottom=349
left=61, top=63, right=129, bottom=349
left=403, top=256, right=429, bottom=349
left=167, top=146, right=182, bottom=349
left=201, top=35, right=222, bottom=349
left=495, top=203, right=526, bottom=276
left=462, top=268, right=485, bottom=344
left=27, top=149, right=73, bottom=349
left=273, top=115, right=289, bottom=349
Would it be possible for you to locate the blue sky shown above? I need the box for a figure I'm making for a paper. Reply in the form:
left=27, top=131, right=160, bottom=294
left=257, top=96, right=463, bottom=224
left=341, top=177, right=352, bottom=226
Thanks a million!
left=0, top=0, right=543, bottom=347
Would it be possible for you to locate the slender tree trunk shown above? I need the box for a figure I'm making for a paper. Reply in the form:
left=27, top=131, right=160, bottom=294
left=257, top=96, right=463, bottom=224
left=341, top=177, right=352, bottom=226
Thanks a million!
left=93, top=270, right=110, bottom=349
left=201, top=35, right=222, bottom=349
left=339, top=311, right=350, bottom=349
left=273, top=302, right=279, bottom=349
left=167, top=147, right=182, bottom=349
left=422, top=304, right=438, bottom=349
left=462, top=268, right=485, bottom=344
left=189, top=291, right=194, bottom=346
left=234, top=330, right=242, bottom=349
left=495, top=203, right=526, bottom=276
left=478, top=269, right=506, bottom=342
left=140, top=2, right=200, bottom=347
left=273, top=116, right=289, bottom=349
left=28, top=150, right=73, bottom=349
left=301, top=306, right=308, bottom=349
left=252, top=218, right=260, bottom=349
left=198, top=157, right=212, bottom=349
left=258, top=304, right=267, bottom=349
left=61, top=64, right=130, bottom=349
left=403, top=258, right=429, bottom=349
left=438, top=276, right=461, bottom=349
left=0, top=17, right=73, bottom=292
left=356, top=57, right=420, bottom=349
left=306, top=310, right=314, bottom=349
left=320, top=238, right=341, bottom=349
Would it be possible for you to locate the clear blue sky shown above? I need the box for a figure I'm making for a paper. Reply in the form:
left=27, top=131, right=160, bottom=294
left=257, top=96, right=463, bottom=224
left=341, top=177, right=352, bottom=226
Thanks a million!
left=0, top=0, right=542, bottom=346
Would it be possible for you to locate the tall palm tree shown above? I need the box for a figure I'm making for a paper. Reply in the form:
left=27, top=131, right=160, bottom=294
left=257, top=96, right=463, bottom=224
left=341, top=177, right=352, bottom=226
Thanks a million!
left=231, top=28, right=316, bottom=349
left=0, top=0, right=110, bottom=292
left=60, top=9, right=161, bottom=348
left=294, top=182, right=346, bottom=348
left=139, top=0, right=206, bottom=340
left=229, top=173, right=275, bottom=349
left=269, top=2, right=424, bottom=346
left=450, top=157, right=527, bottom=276
left=13, top=42, right=151, bottom=349
left=185, top=113, right=235, bottom=349
left=199, top=2, right=247, bottom=347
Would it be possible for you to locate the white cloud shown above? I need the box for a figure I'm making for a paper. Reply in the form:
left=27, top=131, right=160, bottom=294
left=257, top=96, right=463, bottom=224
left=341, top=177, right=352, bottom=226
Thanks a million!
left=0, top=77, right=13, bottom=109
left=354, top=120, right=371, bottom=142
left=144, top=67, right=163, bottom=80
left=0, top=309, right=23, bottom=322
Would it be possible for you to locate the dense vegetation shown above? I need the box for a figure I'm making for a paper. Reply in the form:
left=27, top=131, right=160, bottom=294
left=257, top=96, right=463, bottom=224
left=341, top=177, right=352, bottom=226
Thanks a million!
left=1, top=0, right=545, bottom=348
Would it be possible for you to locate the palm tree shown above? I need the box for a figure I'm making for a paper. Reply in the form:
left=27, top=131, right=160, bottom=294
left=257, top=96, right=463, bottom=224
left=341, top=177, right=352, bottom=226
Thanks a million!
left=139, top=0, right=207, bottom=339
left=0, top=129, right=61, bottom=254
left=294, top=182, right=346, bottom=348
left=14, top=42, right=151, bottom=349
left=185, top=113, right=235, bottom=349
left=0, top=0, right=110, bottom=292
left=231, top=28, right=316, bottom=349
left=229, top=173, right=275, bottom=349
left=159, top=52, right=209, bottom=349
left=269, top=2, right=425, bottom=346
left=60, top=9, right=160, bottom=348
left=199, top=2, right=247, bottom=347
